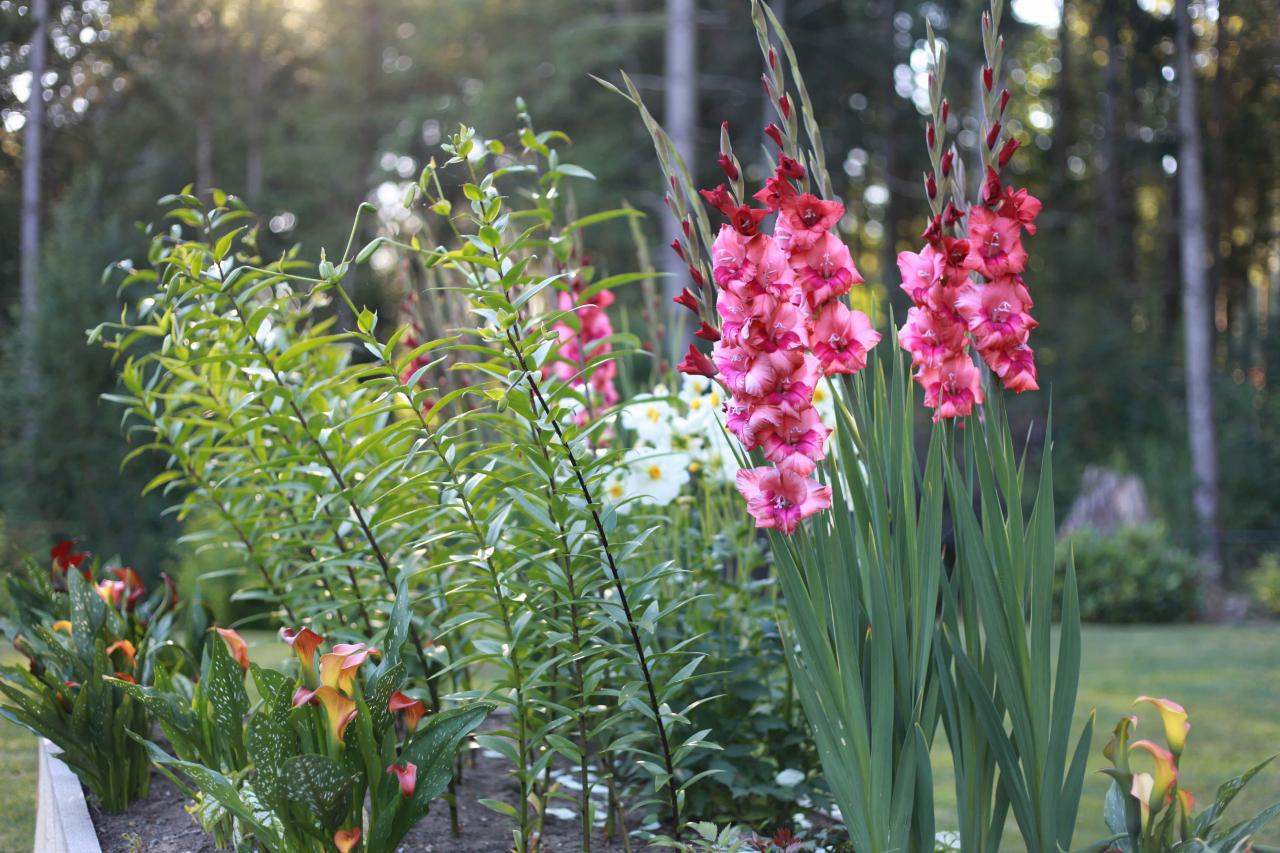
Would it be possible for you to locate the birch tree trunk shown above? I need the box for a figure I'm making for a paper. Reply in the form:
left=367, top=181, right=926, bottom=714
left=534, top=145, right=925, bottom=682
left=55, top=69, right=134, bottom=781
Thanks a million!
left=1175, top=0, right=1224, bottom=597
left=20, top=0, right=47, bottom=454
left=662, top=0, right=696, bottom=358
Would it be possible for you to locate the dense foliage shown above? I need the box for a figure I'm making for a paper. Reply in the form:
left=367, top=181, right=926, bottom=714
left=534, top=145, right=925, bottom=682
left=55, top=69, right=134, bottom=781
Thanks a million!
left=1056, top=525, right=1203, bottom=623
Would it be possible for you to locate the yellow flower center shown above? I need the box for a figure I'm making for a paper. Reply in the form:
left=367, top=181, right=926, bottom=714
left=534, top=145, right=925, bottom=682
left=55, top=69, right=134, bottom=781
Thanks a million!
left=690, top=398, right=703, bottom=411
left=646, top=406, right=661, bottom=422
left=814, top=387, right=828, bottom=403
left=688, top=461, right=701, bottom=473
left=647, top=464, right=662, bottom=481
left=710, top=391, right=721, bottom=407
left=608, top=482, right=624, bottom=498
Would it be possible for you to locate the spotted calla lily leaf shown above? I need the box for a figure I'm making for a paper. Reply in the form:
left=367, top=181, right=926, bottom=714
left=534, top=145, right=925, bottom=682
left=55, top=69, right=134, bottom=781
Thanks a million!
left=283, top=753, right=355, bottom=838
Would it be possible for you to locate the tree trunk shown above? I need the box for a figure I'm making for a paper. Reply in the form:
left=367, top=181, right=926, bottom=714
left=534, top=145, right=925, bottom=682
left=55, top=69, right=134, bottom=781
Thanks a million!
left=662, top=0, right=697, bottom=359
left=1052, top=0, right=1075, bottom=196
left=19, top=0, right=47, bottom=456
left=1175, top=0, right=1223, bottom=600
left=244, top=0, right=265, bottom=202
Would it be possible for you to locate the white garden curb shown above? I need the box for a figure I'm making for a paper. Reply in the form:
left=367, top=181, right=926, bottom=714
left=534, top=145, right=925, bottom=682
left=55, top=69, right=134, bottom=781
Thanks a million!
left=34, top=738, right=102, bottom=853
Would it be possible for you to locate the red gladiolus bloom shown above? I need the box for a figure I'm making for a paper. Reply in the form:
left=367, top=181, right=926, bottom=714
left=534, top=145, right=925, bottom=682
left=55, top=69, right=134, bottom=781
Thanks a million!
left=678, top=344, right=718, bottom=378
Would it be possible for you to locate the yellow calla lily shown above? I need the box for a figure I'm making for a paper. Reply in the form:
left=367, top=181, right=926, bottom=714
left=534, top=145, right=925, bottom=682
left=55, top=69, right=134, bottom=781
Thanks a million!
left=51, top=621, right=72, bottom=635
left=312, top=685, right=357, bottom=743
left=1135, top=696, right=1190, bottom=758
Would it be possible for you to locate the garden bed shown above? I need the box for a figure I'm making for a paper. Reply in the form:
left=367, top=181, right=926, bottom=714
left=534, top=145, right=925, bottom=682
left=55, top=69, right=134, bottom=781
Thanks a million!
left=83, top=740, right=636, bottom=852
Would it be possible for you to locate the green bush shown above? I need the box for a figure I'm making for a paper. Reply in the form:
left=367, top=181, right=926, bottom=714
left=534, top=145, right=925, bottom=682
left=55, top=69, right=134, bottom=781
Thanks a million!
left=1246, top=553, right=1280, bottom=616
left=1054, top=524, right=1202, bottom=623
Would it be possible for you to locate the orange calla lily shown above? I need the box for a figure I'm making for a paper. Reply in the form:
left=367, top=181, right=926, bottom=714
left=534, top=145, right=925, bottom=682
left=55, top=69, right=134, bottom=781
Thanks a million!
left=1135, top=696, right=1190, bottom=758
left=388, top=691, right=427, bottom=730
left=319, top=643, right=374, bottom=694
left=112, top=672, right=137, bottom=684
left=51, top=620, right=72, bottom=635
left=105, top=639, right=137, bottom=666
left=333, top=827, right=361, bottom=853
left=280, top=626, right=325, bottom=681
left=386, top=760, right=418, bottom=798
left=1176, top=787, right=1195, bottom=814
left=1130, top=739, right=1180, bottom=809
left=214, top=627, right=250, bottom=672
left=312, top=685, right=358, bottom=742
left=1131, top=771, right=1155, bottom=827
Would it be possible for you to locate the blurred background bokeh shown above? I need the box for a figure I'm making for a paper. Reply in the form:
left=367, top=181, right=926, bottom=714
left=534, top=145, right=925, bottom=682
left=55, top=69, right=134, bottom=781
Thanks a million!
left=0, top=0, right=1278, bottom=610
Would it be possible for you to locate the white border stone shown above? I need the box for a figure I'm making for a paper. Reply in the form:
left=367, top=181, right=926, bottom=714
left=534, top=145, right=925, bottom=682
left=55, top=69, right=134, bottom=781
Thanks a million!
left=34, top=738, right=102, bottom=853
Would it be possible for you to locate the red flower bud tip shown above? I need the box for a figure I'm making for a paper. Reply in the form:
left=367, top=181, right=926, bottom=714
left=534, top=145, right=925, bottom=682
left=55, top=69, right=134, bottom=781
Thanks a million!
left=669, top=239, right=684, bottom=261
left=777, top=154, right=805, bottom=180
left=768, top=47, right=777, bottom=69
left=764, top=123, right=784, bottom=149
left=682, top=219, right=692, bottom=239
left=387, top=761, right=418, bottom=798
left=982, top=166, right=1002, bottom=205
left=779, top=93, right=792, bottom=119
left=986, top=122, right=1001, bottom=150
left=999, top=89, right=1010, bottom=115
left=677, top=344, right=716, bottom=378
left=689, top=265, right=705, bottom=286
left=997, top=137, right=1020, bottom=168
left=922, top=214, right=943, bottom=244
left=673, top=288, right=700, bottom=313
left=941, top=149, right=954, bottom=178
left=925, top=172, right=937, bottom=199
left=721, top=119, right=730, bottom=133
left=694, top=321, right=721, bottom=342
left=717, top=153, right=740, bottom=182
left=944, top=201, right=966, bottom=226
left=941, top=99, right=950, bottom=123
left=983, top=66, right=994, bottom=92
left=926, top=123, right=936, bottom=149
left=982, top=11, right=991, bottom=31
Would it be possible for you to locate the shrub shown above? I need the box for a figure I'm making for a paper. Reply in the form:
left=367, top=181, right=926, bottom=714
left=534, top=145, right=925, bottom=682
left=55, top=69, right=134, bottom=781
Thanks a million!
left=1246, top=552, right=1280, bottom=616
left=1055, top=524, right=1201, bottom=623
left=0, top=542, right=179, bottom=811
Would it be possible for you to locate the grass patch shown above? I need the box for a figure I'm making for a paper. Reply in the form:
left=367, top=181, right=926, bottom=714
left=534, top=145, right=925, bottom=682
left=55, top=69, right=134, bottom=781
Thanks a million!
left=0, top=625, right=1275, bottom=851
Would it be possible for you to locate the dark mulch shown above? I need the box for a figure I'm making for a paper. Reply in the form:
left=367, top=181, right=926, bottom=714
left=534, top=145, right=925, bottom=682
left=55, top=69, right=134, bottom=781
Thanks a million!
left=90, top=747, right=648, bottom=852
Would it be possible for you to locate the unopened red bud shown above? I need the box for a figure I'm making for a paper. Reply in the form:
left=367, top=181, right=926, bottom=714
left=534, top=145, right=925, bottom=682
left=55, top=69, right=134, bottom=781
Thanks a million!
left=689, top=265, right=704, bottom=286
left=764, top=123, right=784, bottom=148
left=721, top=119, right=730, bottom=133
left=982, top=66, right=994, bottom=92
left=926, top=123, right=936, bottom=149
left=694, top=321, right=721, bottom=342
left=941, top=99, right=950, bottom=123
left=682, top=219, right=692, bottom=239
left=982, top=11, right=991, bottom=31
left=925, top=172, right=937, bottom=199
left=941, top=149, right=954, bottom=177
left=779, top=93, right=792, bottom=119
left=670, top=239, right=685, bottom=260
left=777, top=154, right=805, bottom=179
left=717, top=153, right=740, bottom=182
left=768, top=48, right=777, bottom=69
left=997, top=137, right=1020, bottom=167
left=986, top=121, right=1001, bottom=149
left=673, top=288, right=700, bottom=313
left=999, top=89, right=1010, bottom=115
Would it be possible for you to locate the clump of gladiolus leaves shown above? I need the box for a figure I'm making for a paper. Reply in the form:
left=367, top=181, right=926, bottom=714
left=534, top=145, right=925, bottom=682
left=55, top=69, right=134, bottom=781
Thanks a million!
left=0, top=541, right=180, bottom=812
left=1092, top=696, right=1279, bottom=852
left=130, top=592, right=490, bottom=853
left=672, top=126, right=880, bottom=534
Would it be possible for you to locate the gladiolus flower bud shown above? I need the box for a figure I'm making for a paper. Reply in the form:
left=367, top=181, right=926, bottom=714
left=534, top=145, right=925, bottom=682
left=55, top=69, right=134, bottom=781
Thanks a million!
left=941, top=149, right=954, bottom=178
left=998, top=137, right=1020, bottom=167
left=926, top=123, right=936, bottom=149
left=941, top=99, right=950, bottom=123
left=689, top=265, right=705, bottom=286
left=694, top=321, right=721, bottom=342
left=670, top=239, right=684, bottom=260
left=999, top=89, right=1010, bottom=115
left=777, top=155, right=805, bottom=180
left=779, top=93, right=792, bottom=119
left=673, top=288, right=700, bottom=313
left=925, top=172, right=937, bottom=199
left=768, top=48, right=777, bottom=69
left=986, top=122, right=1001, bottom=150
left=678, top=344, right=716, bottom=378
left=983, top=66, right=994, bottom=91
left=764, top=123, right=784, bottom=149
left=717, top=153, right=739, bottom=182
left=682, top=219, right=692, bottom=239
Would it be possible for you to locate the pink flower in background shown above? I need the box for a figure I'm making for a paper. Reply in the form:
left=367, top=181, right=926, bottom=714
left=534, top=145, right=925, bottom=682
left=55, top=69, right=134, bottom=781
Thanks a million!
left=736, top=466, right=833, bottom=534
left=811, top=302, right=881, bottom=375
left=545, top=271, right=619, bottom=422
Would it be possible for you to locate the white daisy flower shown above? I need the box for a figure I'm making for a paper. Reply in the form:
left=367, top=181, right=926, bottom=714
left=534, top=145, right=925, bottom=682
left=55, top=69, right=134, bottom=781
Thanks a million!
left=623, top=448, right=691, bottom=506
left=699, top=420, right=742, bottom=483
left=620, top=398, right=677, bottom=444
left=812, top=377, right=838, bottom=424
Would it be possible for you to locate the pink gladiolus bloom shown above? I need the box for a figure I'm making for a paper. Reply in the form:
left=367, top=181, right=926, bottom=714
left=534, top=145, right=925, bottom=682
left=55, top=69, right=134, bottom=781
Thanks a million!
left=917, top=354, right=985, bottom=422
left=811, top=303, right=881, bottom=375
left=897, top=246, right=946, bottom=307
left=742, top=235, right=794, bottom=298
left=981, top=343, right=1039, bottom=393
left=736, top=466, right=832, bottom=534
left=792, top=233, right=862, bottom=306
left=966, top=207, right=1028, bottom=278
left=778, top=194, right=844, bottom=250
left=998, top=187, right=1042, bottom=235
left=955, top=280, right=1037, bottom=351
left=753, top=174, right=797, bottom=211
left=899, top=306, right=969, bottom=368
left=545, top=276, right=619, bottom=416
left=739, top=298, right=806, bottom=355
left=764, top=354, right=822, bottom=411
left=711, top=225, right=754, bottom=287
left=759, top=405, right=831, bottom=474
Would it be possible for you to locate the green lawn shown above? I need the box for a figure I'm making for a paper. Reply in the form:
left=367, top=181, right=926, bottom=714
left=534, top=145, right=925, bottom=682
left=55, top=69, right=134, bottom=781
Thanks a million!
left=1, top=626, right=1276, bottom=851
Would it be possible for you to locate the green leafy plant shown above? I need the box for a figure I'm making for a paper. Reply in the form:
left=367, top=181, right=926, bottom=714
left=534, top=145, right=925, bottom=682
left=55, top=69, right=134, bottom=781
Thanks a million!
left=0, top=541, right=179, bottom=811
left=1055, top=524, right=1202, bottom=623
left=124, top=585, right=490, bottom=853
left=1086, top=697, right=1280, bottom=852
left=1244, top=552, right=1280, bottom=617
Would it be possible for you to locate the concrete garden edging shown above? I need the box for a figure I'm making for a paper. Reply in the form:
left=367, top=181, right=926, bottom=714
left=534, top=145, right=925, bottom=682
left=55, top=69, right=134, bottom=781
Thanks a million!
left=34, top=738, right=102, bottom=853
